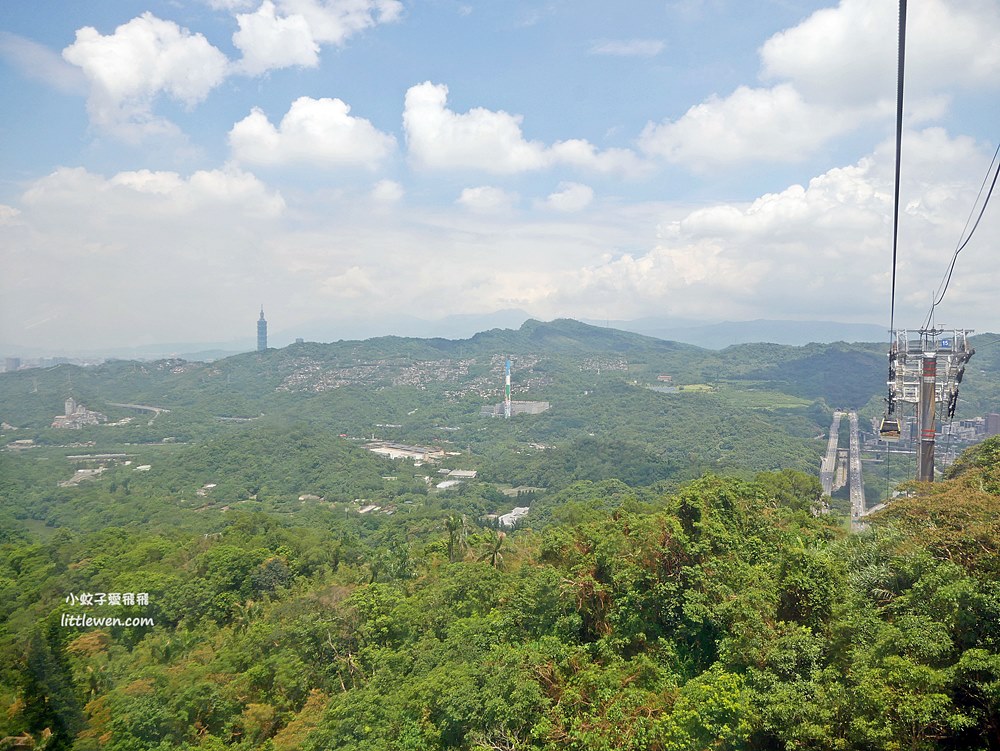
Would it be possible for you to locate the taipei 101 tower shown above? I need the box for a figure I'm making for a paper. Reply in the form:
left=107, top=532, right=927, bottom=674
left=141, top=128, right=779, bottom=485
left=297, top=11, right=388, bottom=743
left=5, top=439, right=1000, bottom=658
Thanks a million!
left=257, top=306, right=267, bottom=352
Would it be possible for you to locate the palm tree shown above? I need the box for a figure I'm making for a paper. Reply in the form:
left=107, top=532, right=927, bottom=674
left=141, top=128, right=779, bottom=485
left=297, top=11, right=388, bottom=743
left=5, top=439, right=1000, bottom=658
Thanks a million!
left=478, top=530, right=506, bottom=569
left=445, top=513, right=469, bottom=563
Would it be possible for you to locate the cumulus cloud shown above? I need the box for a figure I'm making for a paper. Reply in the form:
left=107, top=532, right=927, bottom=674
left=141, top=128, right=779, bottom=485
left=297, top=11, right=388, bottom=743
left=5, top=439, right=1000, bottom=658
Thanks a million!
left=212, top=0, right=403, bottom=40
left=5, top=126, right=998, bottom=349
left=2, top=165, right=289, bottom=347
left=206, top=0, right=256, bottom=9
left=538, top=182, right=594, bottom=212
left=642, top=0, right=1000, bottom=168
left=550, top=139, right=648, bottom=175
left=59, top=2, right=405, bottom=137
left=62, top=13, right=229, bottom=140
left=761, top=0, right=1000, bottom=105
left=639, top=84, right=858, bottom=168
left=589, top=39, right=665, bottom=57
left=22, top=165, right=285, bottom=218
left=457, top=186, right=519, bottom=212
left=404, top=82, right=548, bottom=173
left=562, top=127, right=998, bottom=324
left=233, top=1, right=318, bottom=74
left=404, top=81, right=647, bottom=175
left=278, top=0, right=403, bottom=44
left=229, top=96, right=396, bottom=167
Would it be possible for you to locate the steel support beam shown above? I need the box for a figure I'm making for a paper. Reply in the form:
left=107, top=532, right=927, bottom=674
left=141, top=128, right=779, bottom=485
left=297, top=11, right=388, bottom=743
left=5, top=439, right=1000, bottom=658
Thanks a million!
left=917, top=352, right=937, bottom=482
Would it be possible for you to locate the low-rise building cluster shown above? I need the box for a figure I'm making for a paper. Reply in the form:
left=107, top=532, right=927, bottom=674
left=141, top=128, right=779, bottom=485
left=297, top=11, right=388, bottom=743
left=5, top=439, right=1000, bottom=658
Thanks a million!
left=480, top=400, right=551, bottom=417
left=276, top=357, right=475, bottom=393
left=52, top=398, right=106, bottom=429
left=365, top=441, right=446, bottom=462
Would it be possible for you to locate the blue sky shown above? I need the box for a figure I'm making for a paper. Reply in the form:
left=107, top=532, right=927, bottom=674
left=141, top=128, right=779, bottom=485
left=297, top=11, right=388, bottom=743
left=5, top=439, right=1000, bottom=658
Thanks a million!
left=1, top=0, right=998, bottom=351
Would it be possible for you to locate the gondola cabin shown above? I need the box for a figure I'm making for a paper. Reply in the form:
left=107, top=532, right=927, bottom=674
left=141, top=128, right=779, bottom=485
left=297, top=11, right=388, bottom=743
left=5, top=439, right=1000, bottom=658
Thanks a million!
left=879, top=415, right=901, bottom=442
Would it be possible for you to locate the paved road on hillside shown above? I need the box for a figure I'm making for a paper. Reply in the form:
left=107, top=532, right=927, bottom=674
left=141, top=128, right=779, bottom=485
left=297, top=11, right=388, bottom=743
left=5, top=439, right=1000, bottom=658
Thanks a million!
left=849, top=411, right=866, bottom=531
left=821, top=411, right=843, bottom=496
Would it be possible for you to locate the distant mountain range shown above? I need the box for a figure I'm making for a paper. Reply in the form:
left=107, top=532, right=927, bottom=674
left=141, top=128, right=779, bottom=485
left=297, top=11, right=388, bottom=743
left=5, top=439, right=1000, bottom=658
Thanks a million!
left=0, top=312, right=896, bottom=361
left=605, top=318, right=891, bottom=350
left=4, top=317, right=999, bottom=419
left=287, top=312, right=890, bottom=350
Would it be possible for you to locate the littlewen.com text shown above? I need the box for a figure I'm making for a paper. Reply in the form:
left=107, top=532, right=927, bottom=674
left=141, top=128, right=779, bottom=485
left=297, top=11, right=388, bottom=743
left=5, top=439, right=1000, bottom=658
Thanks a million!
left=61, top=613, right=154, bottom=628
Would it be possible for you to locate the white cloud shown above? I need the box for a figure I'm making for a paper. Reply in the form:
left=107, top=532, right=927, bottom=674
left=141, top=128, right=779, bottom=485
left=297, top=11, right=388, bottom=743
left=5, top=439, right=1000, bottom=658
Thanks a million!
left=639, top=84, right=858, bottom=169
left=226, top=0, right=403, bottom=75
left=233, top=1, right=318, bottom=74
left=760, top=1, right=894, bottom=107
left=404, top=82, right=549, bottom=173
left=206, top=0, right=256, bottom=9
left=57, top=3, right=406, bottom=139
left=22, top=165, right=285, bottom=218
left=371, top=179, right=404, bottom=202
left=229, top=96, right=396, bottom=167
left=2, top=165, right=288, bottom=347
left=404, top=81, right=647, bottom=175
left=0, top=205, right=22, bottom=226
left=538, top=182, right=594, bottom=212
left=0, top=32, right=87, bottom=94
left=561, top=128, right=998, bottom=324
left=589, top=39, right=664, bottom=57
left=276, top=0, right=403, bottom=45
left=5, top=128, right=998, bottom=349
left=550, top=139, right=649, bottom=175
left=642, top=0, right=1000, bottom=169
left=62, top=13, right=229, bottom=140
left=319, top=265, right=377, bottom=298
left=457, top=186, right=519, bottom=212
left=761, top=0, right=1000, bottom=106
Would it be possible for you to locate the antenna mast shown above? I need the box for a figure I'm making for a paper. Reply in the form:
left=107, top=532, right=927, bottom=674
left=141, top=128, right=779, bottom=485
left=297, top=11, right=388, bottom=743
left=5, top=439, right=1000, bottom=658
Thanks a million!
left=504, top=358, right=512, bottom=419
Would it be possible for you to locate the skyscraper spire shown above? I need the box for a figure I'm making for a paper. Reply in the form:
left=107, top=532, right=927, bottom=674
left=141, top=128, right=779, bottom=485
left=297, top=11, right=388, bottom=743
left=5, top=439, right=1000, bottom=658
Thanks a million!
left=257, top=305, right=267, bottom=352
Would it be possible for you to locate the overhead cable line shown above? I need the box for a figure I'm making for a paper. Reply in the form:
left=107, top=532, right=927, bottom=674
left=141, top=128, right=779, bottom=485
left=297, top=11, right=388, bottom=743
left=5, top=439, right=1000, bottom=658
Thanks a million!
left=888, top=0, right=907, bottom=338
left=921, top=141, right=1000, bottom=330
left=885, top=0, right=908, bottom=502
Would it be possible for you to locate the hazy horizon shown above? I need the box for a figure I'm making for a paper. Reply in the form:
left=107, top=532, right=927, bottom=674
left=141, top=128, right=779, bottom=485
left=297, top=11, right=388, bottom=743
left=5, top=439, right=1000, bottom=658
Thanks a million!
left=2, top=1, right=998, bottom=351
left=0, top=311, right=945, bottom=361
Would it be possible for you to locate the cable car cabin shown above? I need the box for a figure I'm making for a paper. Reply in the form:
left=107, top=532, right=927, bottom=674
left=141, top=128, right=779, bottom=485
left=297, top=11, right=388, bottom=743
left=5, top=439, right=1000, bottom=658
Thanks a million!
left=879, top=415, right=901, bottom=442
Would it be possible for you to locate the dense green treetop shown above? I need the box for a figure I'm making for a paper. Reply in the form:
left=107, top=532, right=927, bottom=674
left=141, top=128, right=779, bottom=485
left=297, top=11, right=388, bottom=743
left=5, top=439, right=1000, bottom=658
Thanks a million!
left=2, top=438, right=1000, bottom=749
left=2, top=321, right=999, bottom=749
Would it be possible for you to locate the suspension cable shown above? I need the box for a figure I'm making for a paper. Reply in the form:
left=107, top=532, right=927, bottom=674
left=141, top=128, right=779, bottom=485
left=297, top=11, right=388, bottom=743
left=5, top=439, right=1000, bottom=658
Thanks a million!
left=885, top=0, right=908, bottom=503
left=889, top=0, right=907, bottom=338
left=921, top=142, right=1000, bottom=330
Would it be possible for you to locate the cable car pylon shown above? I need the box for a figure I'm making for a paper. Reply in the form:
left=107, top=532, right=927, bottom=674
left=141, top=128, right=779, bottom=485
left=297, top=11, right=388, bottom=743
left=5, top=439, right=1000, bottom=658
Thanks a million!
left=881, top=328, right=974, bottom=481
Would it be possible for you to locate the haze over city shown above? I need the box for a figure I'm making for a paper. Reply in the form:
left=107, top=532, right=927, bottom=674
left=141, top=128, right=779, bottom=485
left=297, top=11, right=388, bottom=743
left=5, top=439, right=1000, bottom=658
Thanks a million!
left=1, top=0, right=998, bottom=352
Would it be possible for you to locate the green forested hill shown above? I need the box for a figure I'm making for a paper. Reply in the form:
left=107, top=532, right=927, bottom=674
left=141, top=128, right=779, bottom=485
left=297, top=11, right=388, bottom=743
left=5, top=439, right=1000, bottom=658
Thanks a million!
left=3, top=440, right=1000, bottom=750
left=3, top=321, right=1000, bottom=749
left=731, top=345, right=885, bottom=407
left=3, top=319, right=997, bottom=529
left=0, top=319, right=901, bottom=430
left=5, top=322, right=996, bottom=438
left=0, top=319, right=846, bottom=501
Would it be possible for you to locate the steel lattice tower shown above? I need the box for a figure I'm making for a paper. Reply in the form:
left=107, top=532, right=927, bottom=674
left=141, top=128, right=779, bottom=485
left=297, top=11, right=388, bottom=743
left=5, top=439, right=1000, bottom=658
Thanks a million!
left=886, top=328, right=974, bottom=481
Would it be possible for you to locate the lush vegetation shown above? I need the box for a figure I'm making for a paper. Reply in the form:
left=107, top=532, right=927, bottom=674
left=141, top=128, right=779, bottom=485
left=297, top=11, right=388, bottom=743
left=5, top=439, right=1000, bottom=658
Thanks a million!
left=3, top=445, right=1000, bottom=749
left=3, top=321, right=999, bottom=749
